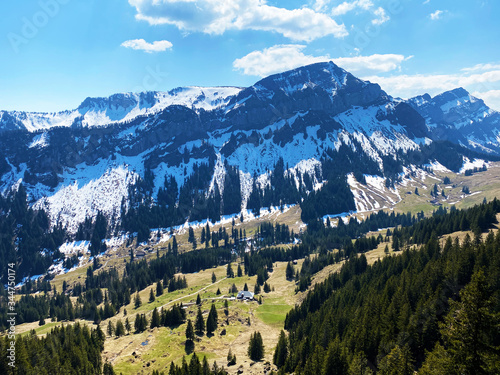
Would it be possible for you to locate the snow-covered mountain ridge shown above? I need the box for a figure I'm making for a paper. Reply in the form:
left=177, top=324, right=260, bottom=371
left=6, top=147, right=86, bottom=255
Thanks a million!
left=0, top=87, right=242, bottom=132
left=408, top=87, right=500, bottom=154
left=0, top=61, right=499, bottom=235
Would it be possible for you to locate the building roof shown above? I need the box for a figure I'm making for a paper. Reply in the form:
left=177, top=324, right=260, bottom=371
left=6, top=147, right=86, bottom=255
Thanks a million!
left=237, top=291, right=254, bottom=299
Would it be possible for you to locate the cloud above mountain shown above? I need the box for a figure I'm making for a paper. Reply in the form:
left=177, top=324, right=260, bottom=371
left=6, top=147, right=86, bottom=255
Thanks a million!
left=233, top=44, right=409, bottom=77
left=128, top=0, right=347, bottom=42
left=121, top=39, right=173, bottom=53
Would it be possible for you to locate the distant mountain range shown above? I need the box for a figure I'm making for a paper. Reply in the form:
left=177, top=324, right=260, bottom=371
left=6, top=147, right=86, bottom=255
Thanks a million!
left=0, top=61, right=499, bottom=234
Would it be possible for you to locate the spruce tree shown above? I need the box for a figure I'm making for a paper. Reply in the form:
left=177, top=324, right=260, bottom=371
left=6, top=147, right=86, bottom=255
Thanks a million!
left=286, top=262, right=294, bottom=280
left=156, top=280, right=163, bottom=296
left=248, top=331, right=264, bottom=361
left=237, top=264, right=243, bottom=277
left=196, top=293, right=201, bottom=305
left=149, top=288, right=155, bottom=303
left=206, top=303, right=218, bottom=336
left=254, top=283, right=261, bottom=294
left=125, top=317, right=131, bottom=334
left=195, top=307, right=205, bottom=336
left=151, top=307, right=160, bottom=329
left=134, top=292, right=141, bottom=308
left=185, top=319, right=195, bottom=341
left=264, top=282, right=271, bottom=293
left=115, top=319, right=125, bottom=336
left=211, top=272, right=216, bottom=283
left=227, top=263, right=234, bottom=278
left=107, top=320, right=114, bottom=336
left=273, top=330, right=288, bottom=368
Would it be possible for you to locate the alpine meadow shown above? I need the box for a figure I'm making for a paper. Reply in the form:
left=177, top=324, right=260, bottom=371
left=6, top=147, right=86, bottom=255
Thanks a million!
left=1, top=1, right=500, bottom=374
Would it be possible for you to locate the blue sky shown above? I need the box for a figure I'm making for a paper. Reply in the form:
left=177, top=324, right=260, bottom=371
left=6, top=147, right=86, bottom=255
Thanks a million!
left=1, top=0, right=499, bottom=112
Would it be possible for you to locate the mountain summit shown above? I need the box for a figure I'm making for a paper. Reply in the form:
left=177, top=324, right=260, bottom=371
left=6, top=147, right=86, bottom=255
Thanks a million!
left=0, top=61, right=497, bottom=236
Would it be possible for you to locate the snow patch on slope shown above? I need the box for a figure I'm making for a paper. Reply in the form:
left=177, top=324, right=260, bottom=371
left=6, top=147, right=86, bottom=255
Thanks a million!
left=208, top=154, right=226, bottom=196
left=29, top=133, right=49, bottom=149
left=460, top=157, right=488, bottom=174
left=34, top=166, right=138, bottom=233
left=347, top=173, right=401, bottom=213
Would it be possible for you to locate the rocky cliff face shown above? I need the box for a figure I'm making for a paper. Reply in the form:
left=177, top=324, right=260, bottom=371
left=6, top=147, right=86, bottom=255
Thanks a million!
left=0, top=62, right=497, bottom=231
left=408, top=88, right=500, bottom=153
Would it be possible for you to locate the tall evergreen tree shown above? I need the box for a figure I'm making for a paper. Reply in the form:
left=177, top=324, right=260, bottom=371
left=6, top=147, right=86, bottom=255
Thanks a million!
left=227, top=263, right=234, bottom=278
left=206, top=303, right=218, bottom=336
left=273, top=330, right=288, bottom=368
left=195, top=307, right=205, bottom=336
left=134, top=292, right=142, bottom=309
left=115, top=319, right=125, bottom=337
left=156, top=280, right=163, bottom=296
left=185, top=319, right=195, bottom=342
left=151, top=307, right=160, bottom=329
left=248, top=332, right=264, bottom=361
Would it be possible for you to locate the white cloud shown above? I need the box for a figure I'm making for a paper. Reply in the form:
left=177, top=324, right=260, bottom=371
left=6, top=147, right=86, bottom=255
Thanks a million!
left=121, top=39, right=173, bottom=53
left=313, top=0, right=332, bottom=12
left=233, top=44, right=409, bottom=77
left=128, top=0, right=347, bottom=42
left=462, top=63, right=500, bottom=73
left=423, top=0, right=430, bottom=4
left=363, top=67, right=500, bottom=102
left=330, top=1, right=389, bottom=26
left=372, top=7, right=389, bottom=25
left=430, top=10, right=443, bottom=20
left=473, top=90, right=500, bottom=111
left=331, top=0, right=373, bottom=16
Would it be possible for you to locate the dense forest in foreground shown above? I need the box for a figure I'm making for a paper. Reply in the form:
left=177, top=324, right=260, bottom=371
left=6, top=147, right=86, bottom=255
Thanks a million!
left=276, top=202, right=500, bottom=374
left=1, top=199, right=500, bottom=374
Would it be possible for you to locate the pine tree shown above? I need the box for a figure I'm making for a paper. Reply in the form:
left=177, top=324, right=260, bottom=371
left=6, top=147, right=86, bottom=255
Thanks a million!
left=185, top=319, right=195, bottom=341
left=254, top=283, right=261, bottom=294
left=286, top=262, right=294, bottom=280
left=195, top=307, right=205, bottom=336
left=103, top=362, right=116, bottom=375
left=115, top=319, right=125, bottom=336
left=226, top=263, right=234, bottom=278
left=244, top=283, right=248, bottom=291
left=263, top=282, right=271, bottom=293
left=125, top=317, right=131, bottom=334
left=273, top=330, right=288, bottom=368
left=156, top=280, right=163, bottom=296
left=248, top=331, right=264, bottom=361
left=196, top=294, right=201, bottom=305
left=216, top=288, right=221, bottom=295
left=206, top=303, right=218, bottom=336
left=237, top=264, right=243, bottom=277
left=134, top=292, right=141, bottom=308
left=149, top=288, right=155, bottom=303
left=211, top=272, right=216, bottom=283
left=172, top=236, right=178, bottom=256
left=151, top=307, right=160, bottom=329
left=437, top=269, right=500, bottom=374
left=107, top=320, right=114, bottom=337
left=377, top=344, right=413, bottom=375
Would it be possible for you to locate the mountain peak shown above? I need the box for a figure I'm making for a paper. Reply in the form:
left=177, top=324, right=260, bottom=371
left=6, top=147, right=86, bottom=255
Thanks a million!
left=252, top=61, right=353, bottom=95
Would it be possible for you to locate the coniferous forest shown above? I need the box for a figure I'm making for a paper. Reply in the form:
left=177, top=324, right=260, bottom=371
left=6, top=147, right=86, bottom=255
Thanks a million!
left=277, top=201, right=500, bottom=374
left=1, top=175, right=500, bottom=373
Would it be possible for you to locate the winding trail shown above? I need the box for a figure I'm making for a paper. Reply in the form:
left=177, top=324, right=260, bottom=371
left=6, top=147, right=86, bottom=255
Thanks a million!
left=158, top=276, right=228, bottom=311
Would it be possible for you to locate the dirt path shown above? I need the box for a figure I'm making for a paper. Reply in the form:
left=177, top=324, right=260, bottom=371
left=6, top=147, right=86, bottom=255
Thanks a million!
left=157, top=276, right=228, bottom=312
